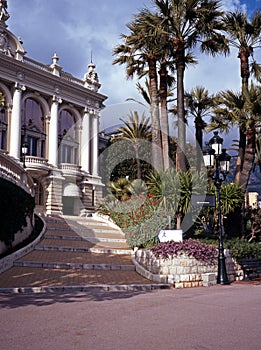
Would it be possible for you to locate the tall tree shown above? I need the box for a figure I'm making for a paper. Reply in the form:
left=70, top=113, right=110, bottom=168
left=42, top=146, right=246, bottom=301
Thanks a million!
left=154, top=0, right=229, bottom=172
left=113, top=9, right=165, bottom=170
left=113, top=111, right=151, bottom=179
left=239, top=82, right=261, bottom=190
left=223, top=10, right=261, bottom=183
left=210, top=82, right=261, bottom=191
left=185, top=86, right=216, bottom=173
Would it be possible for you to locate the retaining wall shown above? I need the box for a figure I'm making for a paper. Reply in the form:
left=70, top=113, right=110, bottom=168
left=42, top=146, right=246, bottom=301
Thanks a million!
left=132, top=249, right=247, bottom=288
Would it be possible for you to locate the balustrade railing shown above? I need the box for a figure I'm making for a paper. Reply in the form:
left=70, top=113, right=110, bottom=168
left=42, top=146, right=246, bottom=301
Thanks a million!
left=0, top=151, right=35, bottom=196
left=24, top=57, right=85, bottom=88
left=24, top=57, right=53, bottom=74
left=59, top=163, right=82, bottom=172
left=25, top=155, right=49, bottom=167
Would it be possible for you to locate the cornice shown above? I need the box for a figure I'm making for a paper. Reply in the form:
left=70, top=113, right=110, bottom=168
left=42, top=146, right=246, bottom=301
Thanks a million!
left=0, top=52, right=107, bottom=109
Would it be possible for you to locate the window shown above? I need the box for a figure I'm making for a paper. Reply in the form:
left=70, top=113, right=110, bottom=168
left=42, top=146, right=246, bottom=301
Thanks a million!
left=61, top=145, right=73, bottom=163
left=27, top=136, right=38, bottom=156
left=0, top=91, right=7, bottom=151
left=58, top=110, right=79, bottom=164
left=22, top=98, right=46, bottom=158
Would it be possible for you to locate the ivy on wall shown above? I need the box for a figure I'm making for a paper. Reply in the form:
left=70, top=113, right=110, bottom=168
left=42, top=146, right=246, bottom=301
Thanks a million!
left=0, top=178, right=35, bottom=246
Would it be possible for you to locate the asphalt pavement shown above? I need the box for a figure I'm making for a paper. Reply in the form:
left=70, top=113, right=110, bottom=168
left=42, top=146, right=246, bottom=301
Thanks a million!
left=0, top=283, right=260, bottom=350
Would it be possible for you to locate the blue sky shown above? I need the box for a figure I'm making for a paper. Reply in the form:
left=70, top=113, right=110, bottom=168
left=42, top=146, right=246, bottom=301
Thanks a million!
left=7, top=0, right=261, bottom=135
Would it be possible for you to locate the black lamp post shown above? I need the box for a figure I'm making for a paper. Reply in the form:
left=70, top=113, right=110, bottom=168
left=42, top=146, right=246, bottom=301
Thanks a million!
left=21, top=142, right=28, bottom=168
left=203, top=131, right=231, bottom=285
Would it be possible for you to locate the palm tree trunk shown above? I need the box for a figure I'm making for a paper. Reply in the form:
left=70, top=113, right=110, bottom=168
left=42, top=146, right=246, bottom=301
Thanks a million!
left=135, top=144, right=142, bottom=179
left=159, top=63, right=170, bottom=170
left=195, top=116, right=203, bottom=174
left=175, top=42, right=187, bottom=172
left=239, top=126, right=255, bottom=192
left=235, top=48, right=251, bottom=183
left=235, top=128, right=246, bottom=183
left=148, top=55, right=163, bottom=170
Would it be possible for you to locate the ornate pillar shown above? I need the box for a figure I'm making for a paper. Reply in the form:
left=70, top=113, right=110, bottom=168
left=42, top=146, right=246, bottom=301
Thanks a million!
left=80, top=107, right=90, bottom=174
left=43, top=96, right=64, bottom=215
left=9, top=83, right=26, bottom=159
left=48, top=96, right=61, bottom=167
left=91, top=110, right=99, bottom=176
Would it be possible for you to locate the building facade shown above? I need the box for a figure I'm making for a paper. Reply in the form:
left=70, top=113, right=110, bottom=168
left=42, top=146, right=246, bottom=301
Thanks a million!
left=0, top=1, right=107, bottom=216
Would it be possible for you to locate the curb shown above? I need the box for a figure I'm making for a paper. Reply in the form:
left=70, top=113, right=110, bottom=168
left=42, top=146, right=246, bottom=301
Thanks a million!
left=0, top=283, right=171, bottom=294
left=13, top=261, right=136, bottom=271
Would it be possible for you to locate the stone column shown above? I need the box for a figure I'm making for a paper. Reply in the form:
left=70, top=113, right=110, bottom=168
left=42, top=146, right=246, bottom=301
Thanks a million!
left=48, top=96, right=61, bottom=167
left=9, top=83, right=25, bottom=159
left=91, top=110, right=99, bottom=176
left=80, top=108, right=90, bottom=174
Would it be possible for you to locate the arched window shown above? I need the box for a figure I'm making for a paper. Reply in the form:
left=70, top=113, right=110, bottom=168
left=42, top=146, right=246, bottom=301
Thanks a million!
left=58, top=110, right=78, bottom=164
left=0, top=91, right=7, bottom=151
left=22, top=98, right=46, bottom=157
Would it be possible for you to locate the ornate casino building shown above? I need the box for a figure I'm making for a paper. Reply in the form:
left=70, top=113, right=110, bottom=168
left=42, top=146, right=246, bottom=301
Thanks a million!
left=0, top=1, right=107, bottom=216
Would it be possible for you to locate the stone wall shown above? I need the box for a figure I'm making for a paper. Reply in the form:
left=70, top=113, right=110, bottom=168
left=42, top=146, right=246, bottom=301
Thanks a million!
left=0, top=215, right=46, bottom=273
left=132, top=249, right=246, bottom=288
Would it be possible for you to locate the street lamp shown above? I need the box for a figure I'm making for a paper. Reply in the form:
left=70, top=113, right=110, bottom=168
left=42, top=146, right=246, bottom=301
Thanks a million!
left=203, top=131, right=231, bottom=285
left=21, top=142, right=28, bottom=168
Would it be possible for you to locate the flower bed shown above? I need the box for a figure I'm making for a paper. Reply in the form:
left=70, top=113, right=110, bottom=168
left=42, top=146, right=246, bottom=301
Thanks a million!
left=132, top=239, right=247, bottom=288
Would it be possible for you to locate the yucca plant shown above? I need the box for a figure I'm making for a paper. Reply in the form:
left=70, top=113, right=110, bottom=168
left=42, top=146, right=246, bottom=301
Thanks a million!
left=147, top=169, right=208, bottom=229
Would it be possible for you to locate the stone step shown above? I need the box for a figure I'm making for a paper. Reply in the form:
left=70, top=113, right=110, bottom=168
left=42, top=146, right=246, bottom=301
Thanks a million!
left=15, top=250, right=133, bottom=266
left=45, top=227, right=124, bottom=238
left=36, top=237, right=132, bottom=254
left=44, top=233, right=126, bottom=243
left=34, top=245, right=132, bottom=255
left=43, top=234, right=129, bottom=248
left=14, top=248, right=135, bottom=271
left=13, top=261, right=135, bottom=271
left=67, top=219, right=112, bottom=227
left=0, top=266, right=167, bottom=290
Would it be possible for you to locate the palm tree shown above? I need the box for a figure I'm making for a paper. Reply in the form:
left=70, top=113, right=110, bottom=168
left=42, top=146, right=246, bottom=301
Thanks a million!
left=254, top=131, right=261, bottom=173
left=185, top=86, right=216, bottom=173
left=223, top=10, right=261, bottom=182
left=159, top=60, right=176, bottom=170
left=239, top=82, right=261, bottom=190
left=113, top=9, right=165, bottom=170
left=112, top=111, right=151, bottom=179
left=128, top=72, right=176, bottom=171
left=154, top=0, right=229, bottom=172
left=210, top=82, right=261, bottom=191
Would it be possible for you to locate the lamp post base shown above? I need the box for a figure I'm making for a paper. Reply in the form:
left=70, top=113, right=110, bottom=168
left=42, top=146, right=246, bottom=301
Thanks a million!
left=217, top=255, right=230, bottom=285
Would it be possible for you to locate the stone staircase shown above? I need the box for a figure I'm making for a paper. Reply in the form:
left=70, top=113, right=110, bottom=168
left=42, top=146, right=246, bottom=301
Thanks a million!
left=0, top=215, right=169, bottom=292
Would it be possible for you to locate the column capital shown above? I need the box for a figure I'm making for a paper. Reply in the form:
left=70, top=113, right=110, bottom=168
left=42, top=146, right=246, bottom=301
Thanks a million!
left=14, top=82, right=26, bottom=92
left=52, top=95, right=62, bottom=104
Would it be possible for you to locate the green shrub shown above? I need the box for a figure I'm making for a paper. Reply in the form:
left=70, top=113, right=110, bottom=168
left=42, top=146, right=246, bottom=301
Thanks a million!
left=200, top=237, right=261, bottom=260
left=225, top=238, right=261, bottom=260
left=99, top=194, right=171, bottom=248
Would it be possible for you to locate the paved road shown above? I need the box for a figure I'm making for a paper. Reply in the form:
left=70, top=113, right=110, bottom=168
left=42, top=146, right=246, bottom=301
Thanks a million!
left=0, top=283, right=260, bottom=350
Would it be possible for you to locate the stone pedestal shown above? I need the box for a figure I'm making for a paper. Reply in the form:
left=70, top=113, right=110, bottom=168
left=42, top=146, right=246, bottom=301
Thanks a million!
left=44, top=169, right=64, bottom=215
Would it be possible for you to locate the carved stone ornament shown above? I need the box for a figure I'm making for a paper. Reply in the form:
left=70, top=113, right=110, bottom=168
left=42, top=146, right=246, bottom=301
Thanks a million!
left=0, top=0, right=10, bottom=24
left=0, top=30, right=7, bottom=49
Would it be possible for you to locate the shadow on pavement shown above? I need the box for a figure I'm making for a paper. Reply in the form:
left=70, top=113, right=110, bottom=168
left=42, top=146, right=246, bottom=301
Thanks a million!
left=0, top=289, right=157, bottom=309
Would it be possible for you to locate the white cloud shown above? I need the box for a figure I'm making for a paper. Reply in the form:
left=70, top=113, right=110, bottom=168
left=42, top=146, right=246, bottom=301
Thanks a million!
left=6, top=0, right=260, bottom=135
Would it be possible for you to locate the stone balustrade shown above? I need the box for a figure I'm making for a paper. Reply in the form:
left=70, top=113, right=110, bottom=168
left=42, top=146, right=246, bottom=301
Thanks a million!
left=0, top=150, right=35, bottom=195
